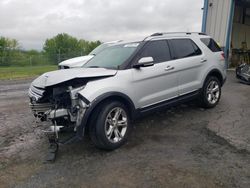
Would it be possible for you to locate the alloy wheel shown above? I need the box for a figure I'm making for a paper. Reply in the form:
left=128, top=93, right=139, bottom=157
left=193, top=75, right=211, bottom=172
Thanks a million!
left=105, top=107, right=128, bottom=143
left=206, top=80, right=220, bottom=104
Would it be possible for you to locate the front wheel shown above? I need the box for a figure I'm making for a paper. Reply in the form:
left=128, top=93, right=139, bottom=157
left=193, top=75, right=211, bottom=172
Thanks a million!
left=89, top=101, right=131, bottom=150
left=199, top=76, right=221, bottom=108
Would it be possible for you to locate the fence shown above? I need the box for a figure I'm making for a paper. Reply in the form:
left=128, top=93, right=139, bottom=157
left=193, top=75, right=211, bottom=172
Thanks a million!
left=0, top=52, right=85, bottom=67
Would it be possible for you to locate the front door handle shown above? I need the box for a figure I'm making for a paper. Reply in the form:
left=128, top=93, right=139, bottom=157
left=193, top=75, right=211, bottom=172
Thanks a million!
left=165, top=66, right=175, bottom=71
left=200, top=59, right=207, bottom=63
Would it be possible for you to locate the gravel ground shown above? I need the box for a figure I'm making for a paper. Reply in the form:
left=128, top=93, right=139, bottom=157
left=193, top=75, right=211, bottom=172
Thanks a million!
left=0, top=72, right=249, bottom=188
left=207, top=72, right=250, bottom=152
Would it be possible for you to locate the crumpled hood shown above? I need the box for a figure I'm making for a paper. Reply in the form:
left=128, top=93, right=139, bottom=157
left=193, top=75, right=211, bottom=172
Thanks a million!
left=32, top=68, right=117, bottom=88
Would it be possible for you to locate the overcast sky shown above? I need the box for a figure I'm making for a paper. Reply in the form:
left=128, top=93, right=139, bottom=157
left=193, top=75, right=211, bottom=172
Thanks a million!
left=0, top=0, right=203, bottom=50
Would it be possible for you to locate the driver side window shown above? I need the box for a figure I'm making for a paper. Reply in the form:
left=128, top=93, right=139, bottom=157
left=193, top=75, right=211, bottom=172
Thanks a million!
left=139, top=40, right=171, bottom=64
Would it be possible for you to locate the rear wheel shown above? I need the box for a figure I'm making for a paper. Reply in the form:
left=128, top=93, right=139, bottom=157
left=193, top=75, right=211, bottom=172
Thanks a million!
left=199, top=76, right=221, bottom=108
left=89, top=101, right=131, bottom=150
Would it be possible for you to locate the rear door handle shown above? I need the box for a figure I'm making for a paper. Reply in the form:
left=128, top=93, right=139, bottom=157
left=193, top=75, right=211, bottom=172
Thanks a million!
left=200, top=59, right=207, bottom=63
left=165, top=66, right=175, bottom=71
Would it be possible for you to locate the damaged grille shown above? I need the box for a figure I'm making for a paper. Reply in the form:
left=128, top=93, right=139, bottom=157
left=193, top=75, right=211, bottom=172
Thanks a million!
left=29, top=102, right=53, bottom=115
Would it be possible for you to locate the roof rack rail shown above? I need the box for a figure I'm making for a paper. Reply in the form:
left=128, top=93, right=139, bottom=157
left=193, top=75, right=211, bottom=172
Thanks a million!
left=150, top=33, right=164, bottom=36
left=144, top=32, right=207, bottom=41
left=149, top=32, right=207, bottom=37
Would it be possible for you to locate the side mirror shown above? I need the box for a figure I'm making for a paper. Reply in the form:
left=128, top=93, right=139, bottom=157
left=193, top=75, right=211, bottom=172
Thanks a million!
left=133, top=57, right=154, bottom=68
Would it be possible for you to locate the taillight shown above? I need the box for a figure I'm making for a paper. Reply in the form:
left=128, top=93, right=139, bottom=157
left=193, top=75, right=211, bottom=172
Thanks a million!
left=221, top=52, right=225, bottom=59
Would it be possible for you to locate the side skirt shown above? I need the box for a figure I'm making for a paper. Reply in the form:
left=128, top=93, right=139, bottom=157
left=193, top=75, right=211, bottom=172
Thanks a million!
left=136, top=90, right=201, bottom=117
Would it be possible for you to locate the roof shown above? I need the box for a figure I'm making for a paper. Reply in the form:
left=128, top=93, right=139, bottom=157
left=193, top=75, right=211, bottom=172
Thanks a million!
left=105, top=32, right=210, bottom=48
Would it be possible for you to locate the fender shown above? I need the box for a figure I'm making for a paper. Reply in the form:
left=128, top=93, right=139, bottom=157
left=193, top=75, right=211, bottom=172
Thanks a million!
left=203, top=68, right=225, bottom=86
left=76, top=92, right=136, bottom=138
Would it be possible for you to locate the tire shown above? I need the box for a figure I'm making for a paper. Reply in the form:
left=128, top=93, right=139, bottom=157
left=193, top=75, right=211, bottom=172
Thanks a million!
left=89, top=100, right=131, bottom=150
left=199, top=76, right=221, bottom=108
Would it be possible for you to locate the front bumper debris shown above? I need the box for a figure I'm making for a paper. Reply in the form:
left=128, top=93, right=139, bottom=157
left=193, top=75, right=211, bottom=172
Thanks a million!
left=236, top=63, right=250, bottom=84
left=28, top=83, right=89, bottom=162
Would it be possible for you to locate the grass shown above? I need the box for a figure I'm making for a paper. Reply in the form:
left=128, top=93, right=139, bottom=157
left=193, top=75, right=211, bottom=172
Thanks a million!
left=0, top=65, right=57, bottom=80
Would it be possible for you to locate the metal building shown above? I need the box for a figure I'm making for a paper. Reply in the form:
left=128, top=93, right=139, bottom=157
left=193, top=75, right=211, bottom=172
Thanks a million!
left=202, top=0, right=250, bottom=66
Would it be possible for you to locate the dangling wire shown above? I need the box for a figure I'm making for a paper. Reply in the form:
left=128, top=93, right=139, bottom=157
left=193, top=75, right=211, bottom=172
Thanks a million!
left=54, top=101, right=59, bottom=140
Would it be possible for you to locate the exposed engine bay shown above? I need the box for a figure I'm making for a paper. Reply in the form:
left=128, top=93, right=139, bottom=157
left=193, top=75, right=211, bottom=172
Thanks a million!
left=29, top=78, right=88, bottom=130
left=28, top=68, right=117, bottom=131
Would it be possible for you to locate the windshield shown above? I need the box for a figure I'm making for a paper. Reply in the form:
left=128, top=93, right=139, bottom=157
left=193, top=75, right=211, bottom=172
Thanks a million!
left=89, top=43, right=108, bottom=55
left=83, top=43, right=139, bottom=69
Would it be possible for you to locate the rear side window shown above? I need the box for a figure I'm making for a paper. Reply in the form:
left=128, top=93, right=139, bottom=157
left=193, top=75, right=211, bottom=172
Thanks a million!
left=171, top=39, right=202, bottom=59
left=139, top=40, right=171, bottom=63
left=200, top=38, right=222, bottom=52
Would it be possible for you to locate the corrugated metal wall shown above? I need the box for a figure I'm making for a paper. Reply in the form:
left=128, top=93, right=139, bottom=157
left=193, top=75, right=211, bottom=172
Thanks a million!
left=205, top=0, right=232, bottom=47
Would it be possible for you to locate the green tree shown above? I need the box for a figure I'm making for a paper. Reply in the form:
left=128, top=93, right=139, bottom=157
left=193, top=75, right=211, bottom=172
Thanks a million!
left=43, top=33, right=101, bottom=64
left=0, top=37, right=20, bottom=66
left=78, top=39, right=101, bottom=55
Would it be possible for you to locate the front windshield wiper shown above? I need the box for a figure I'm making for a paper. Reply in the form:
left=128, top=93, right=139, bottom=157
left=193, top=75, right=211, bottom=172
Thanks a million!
left=85, top=66, right=116, bottom=70
left=87, top=65, right=101, bottom=68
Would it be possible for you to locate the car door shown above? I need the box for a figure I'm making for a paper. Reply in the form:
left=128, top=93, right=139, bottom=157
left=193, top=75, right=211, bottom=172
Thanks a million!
left=131, top=40, right=178, bottom=109
left=168, top=38, right=206, bottom=95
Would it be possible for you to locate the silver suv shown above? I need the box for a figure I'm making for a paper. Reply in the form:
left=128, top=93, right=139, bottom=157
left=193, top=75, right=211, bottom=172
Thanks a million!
left=29, top=32, right=226, bottom=150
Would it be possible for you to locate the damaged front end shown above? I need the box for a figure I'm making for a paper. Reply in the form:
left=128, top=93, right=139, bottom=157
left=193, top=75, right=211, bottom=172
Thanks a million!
left=28, top=68, right=117, bottom=161
left=29, top=80, right=88, bottom=138
left=28, top=79, right=91, bottom=161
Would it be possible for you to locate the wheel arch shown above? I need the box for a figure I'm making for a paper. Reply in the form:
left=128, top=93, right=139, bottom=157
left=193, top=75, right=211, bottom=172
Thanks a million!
left=204, top=69, right=224, bottom=86
left=76, top=92, right=137, bottom=138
